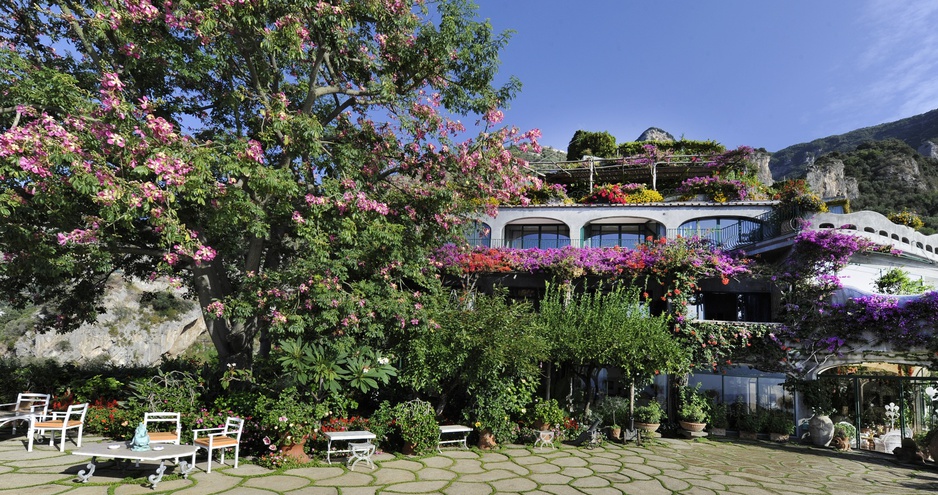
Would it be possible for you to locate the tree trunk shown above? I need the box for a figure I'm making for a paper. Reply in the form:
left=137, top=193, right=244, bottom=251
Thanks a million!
left=192, top=261, right=255, bottom=368
left=544, top=361, right=552, bottom=401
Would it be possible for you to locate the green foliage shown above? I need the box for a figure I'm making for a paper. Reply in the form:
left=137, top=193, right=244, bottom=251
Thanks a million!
left=538, top=284, right=690, bottom=381
left=84, top=403, right=136, bottom=439
left=736, top=408, right=765, bottom=433
left=618, top=140, right=725, bottom=157
left=914, top=428, right=938, bottom=453
left=887, top=209, right=925, bottom=230
left=139, top=291, right=191, bottom=321
left=0, top=303, right=37, bottom=350
left=394, top=289, right=545, bottom=420
left=833, top=140, right=938, bottom=232
left=0, top=0, right=535, bottom=371
left=710, top=402, right=729, bottom=429
left=370, top=399, right=440, bottom=454
left=566, top=130, right=618, bottom=160
left=763, top=409, right=795, bottom=435
left=255, top=388, right=328, bottom=446
left=874, top=268, right=933, bottom=295
left=770, top=179, right=827, bottom=213
left=125, top=370, right=204, bottom=421
left=677, top=383, right=710, bottom=423
left=526, top=398, right=566, bottom=428
left=465, top=379, right=531, bottom=445
left=784, top=379, right=834, bottom=416
left=74, top=375, right=125, bottom=404
left=595, top=396, right=630, bottom=428
left=275, top=339, right=396, bottom=402
left=833, top=421, right=857, bottom=440
left=633, top=401, right=664, bottom=424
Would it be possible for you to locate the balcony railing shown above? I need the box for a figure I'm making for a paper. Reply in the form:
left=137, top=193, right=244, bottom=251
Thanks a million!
left=469, top=206, right=804, bottom=250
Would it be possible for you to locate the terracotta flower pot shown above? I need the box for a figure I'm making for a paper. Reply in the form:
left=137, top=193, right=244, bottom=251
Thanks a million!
left=281, top=436, right=310, bottom=463
left=770, top=432, right=790, bottom=442
left=679, top=421, right=707, bottom=432
left=634, top=422, right=660, bottom=433
left=477, top=428, right=496, bottom=449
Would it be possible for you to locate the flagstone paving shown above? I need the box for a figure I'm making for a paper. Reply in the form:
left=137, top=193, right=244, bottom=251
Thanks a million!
left=1, top=433, right=938, bottom=494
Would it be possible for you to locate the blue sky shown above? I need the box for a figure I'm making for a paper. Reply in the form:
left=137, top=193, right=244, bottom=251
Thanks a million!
left=472, top=0, right=938, bottom=153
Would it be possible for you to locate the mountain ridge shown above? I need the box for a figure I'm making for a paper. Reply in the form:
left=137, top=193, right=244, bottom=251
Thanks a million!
left=769, top=108, right=938, bottom=180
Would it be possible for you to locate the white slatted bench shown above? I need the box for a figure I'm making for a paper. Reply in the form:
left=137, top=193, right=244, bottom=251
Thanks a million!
left=437, top=425, right=472, bottom=452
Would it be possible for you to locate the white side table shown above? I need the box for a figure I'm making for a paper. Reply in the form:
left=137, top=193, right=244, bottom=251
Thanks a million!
left=534, top=430, right=555, bottom=449
left=347, top=441, right=376, bottom=470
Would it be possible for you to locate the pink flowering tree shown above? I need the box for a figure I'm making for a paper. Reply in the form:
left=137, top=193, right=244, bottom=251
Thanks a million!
left=0, top=0, right=537, bottom=370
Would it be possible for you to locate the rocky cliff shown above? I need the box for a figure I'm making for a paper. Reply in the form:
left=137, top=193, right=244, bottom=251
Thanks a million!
left=806, top=158, right=859, bottom=200
left=2, top=275, right=207, bottom=366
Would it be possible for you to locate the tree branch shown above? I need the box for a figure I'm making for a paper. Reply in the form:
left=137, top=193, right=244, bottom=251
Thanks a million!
left=54, top=0, right=104, bottom=73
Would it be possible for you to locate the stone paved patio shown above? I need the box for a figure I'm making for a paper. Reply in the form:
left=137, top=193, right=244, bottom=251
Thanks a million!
left=2, top=433, right=937, bottom=494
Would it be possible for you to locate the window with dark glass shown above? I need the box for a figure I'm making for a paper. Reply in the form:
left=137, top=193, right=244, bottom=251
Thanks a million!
left=701, top=292, right=772, bottom=322
left=464, top=221, right=492, bottom=247
left=587, top=224, right=654, bottom=248
left=506, top=224, right=570, bottom=249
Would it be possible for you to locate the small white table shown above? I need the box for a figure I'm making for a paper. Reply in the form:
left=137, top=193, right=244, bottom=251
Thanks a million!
left=72, top=443, right=198, bottom=489
left=323, top=430, right=376, bottom=465
left=437, top=425, right=472, bottom=452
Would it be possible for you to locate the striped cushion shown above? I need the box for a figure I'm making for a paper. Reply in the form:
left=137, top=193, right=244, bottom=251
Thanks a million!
left=195, top=436, right=238, bottom=447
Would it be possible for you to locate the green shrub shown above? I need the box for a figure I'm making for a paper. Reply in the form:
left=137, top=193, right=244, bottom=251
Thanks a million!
left=140, top=291, right=191, bottom=321
left=596, top=396, right=629, bottom=428
left=677, top=384, right=710, bottom=423
left=634, top=401, right=664, bottom=424
left=833, top=421, right=857, bottom=441
left=737, top=409, right=764, bottom=433
left=527, top=398, right=566, bottom=428
left=763, top=409, right=795, bottom=435
left=710, top=403, right=729, bottom=429
left=370, top=399, right=439, bottom=454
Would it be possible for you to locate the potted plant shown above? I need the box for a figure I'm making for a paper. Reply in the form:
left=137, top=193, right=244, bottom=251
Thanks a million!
left=466, top=388, right=520, bottom=450
left=526, top=398, right=565, bottom=431
left=370, top=399, right=440, bottom=455
left=785, top=379, right=835, bottom=447
left=736, top=408, right=763, bottom=440
left=764, top=410, right=795, bottom=442
left=257, top=388, right=325, bottom=463
left=677, top=385, right=710, bottom=432
left=596, top=396, right=629, bottom=440
left=832, top=422, right=857, bottom=451
left=633, top=401, right=664, bottom=433
left=709, top=403, right=729, bottom=436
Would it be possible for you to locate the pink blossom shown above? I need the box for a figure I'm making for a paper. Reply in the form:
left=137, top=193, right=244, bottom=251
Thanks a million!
left=206, top=301, right=224, bottom=318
